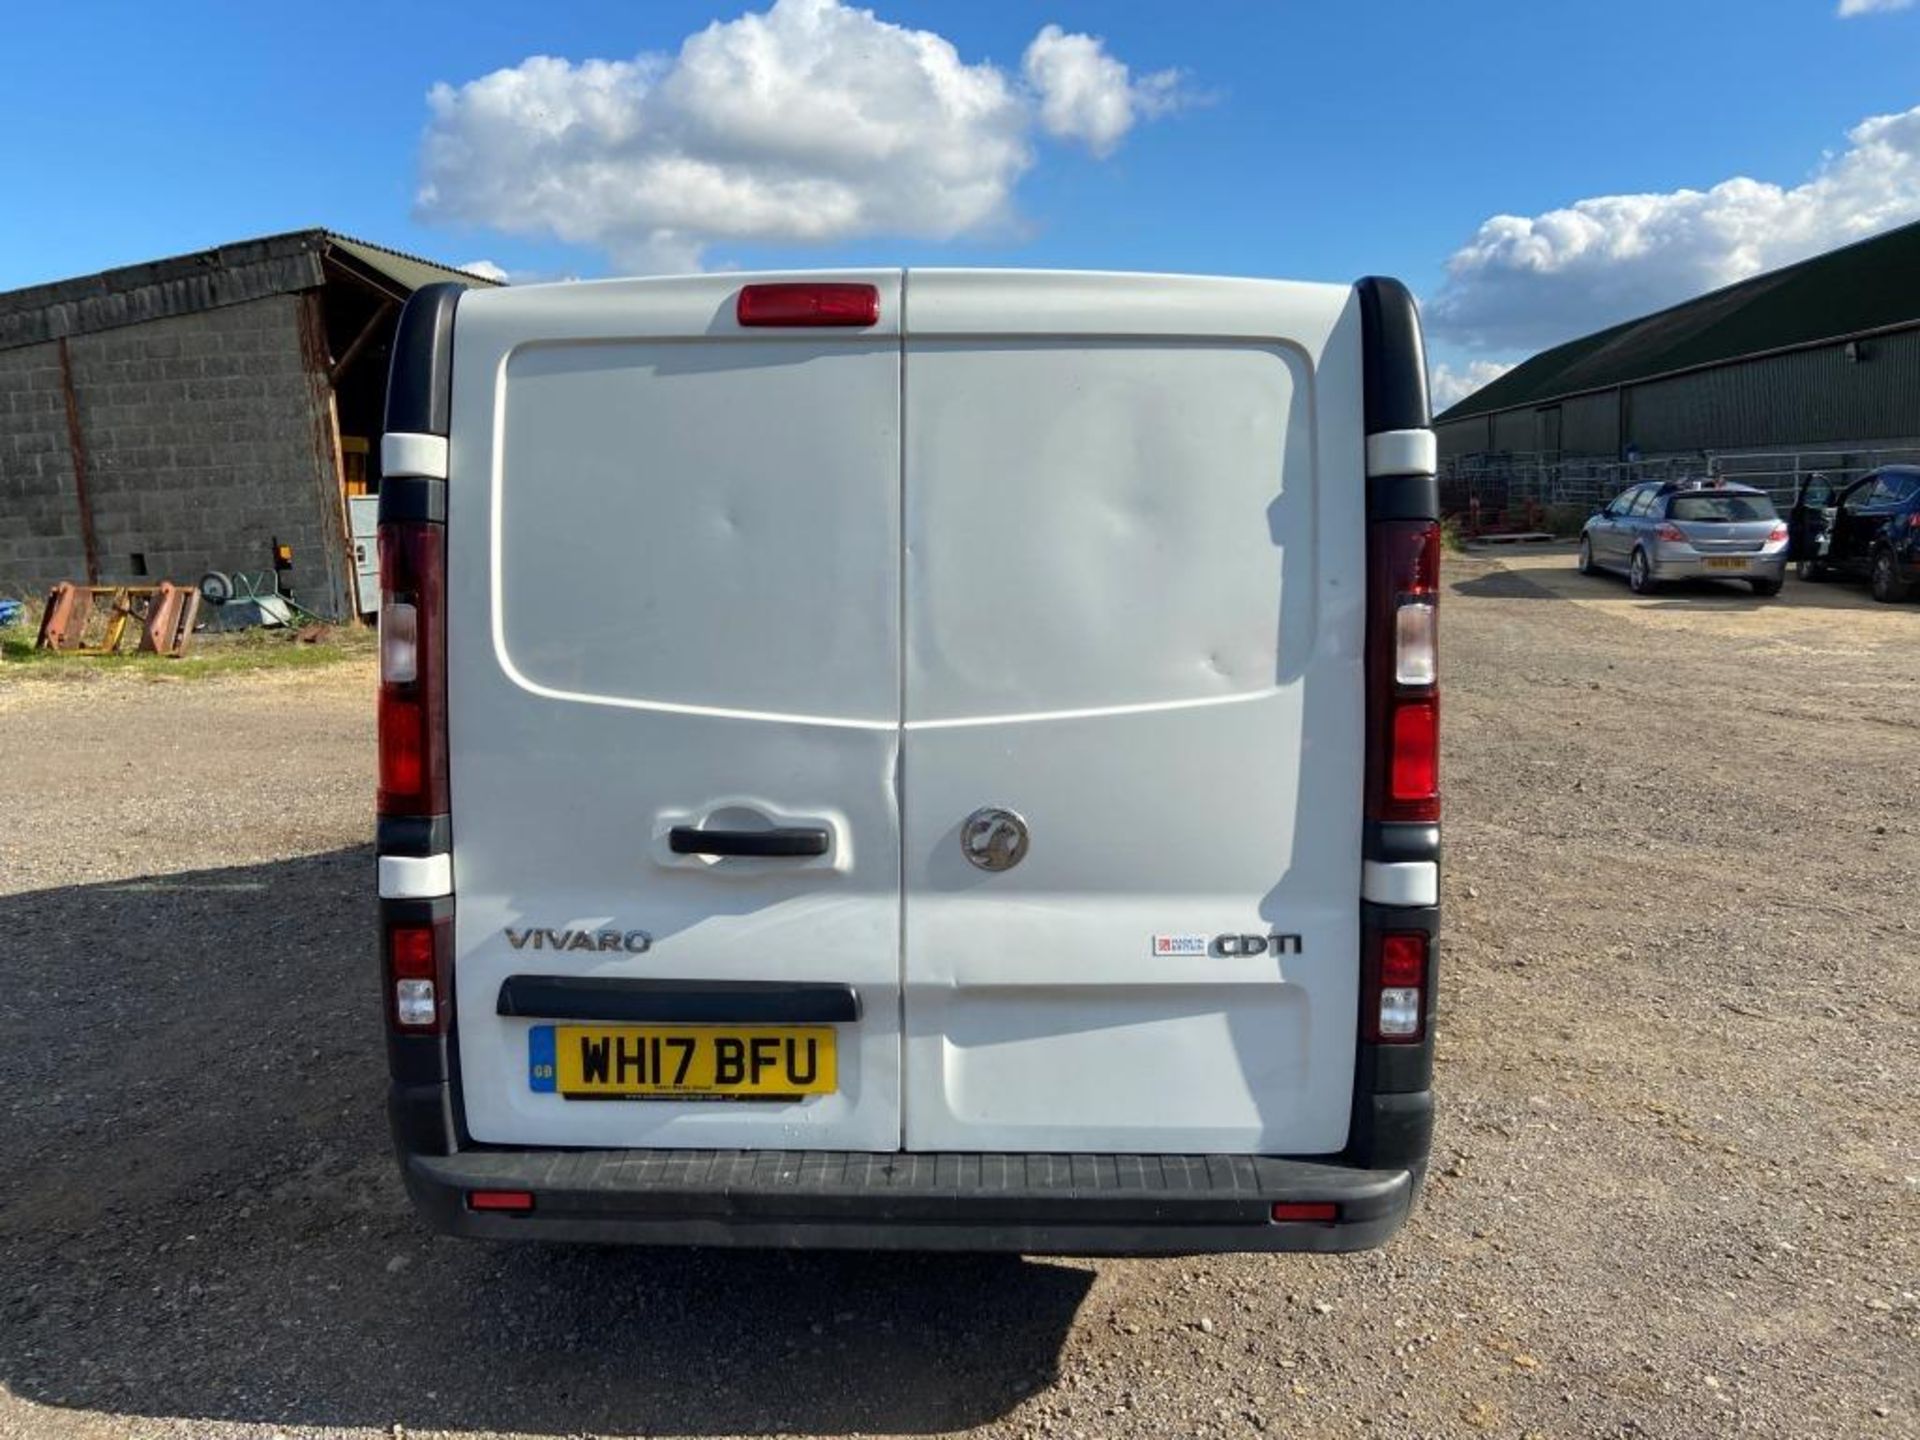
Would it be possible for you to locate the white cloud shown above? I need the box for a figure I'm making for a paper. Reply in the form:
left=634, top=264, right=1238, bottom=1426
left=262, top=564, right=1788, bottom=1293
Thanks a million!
left=1430, top=360, right=1516, bottom=410
left=458, top=259, right=509, bottom=282
left=1428, top=103, right=1920, bottom=353
left=1838, top=0, right=1912, bottom=15
left=1022, top=24, right=1188, bottom=157
left=416, top=0, right=1185, bottom=272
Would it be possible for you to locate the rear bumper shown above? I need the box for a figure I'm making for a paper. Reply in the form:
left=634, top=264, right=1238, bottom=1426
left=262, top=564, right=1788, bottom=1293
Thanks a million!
left=1649, top=548, right=1787, bottom=581
left=398, top=1141, right=1418, bottom=1255
left=383, top=896, right=1437, bottom=1257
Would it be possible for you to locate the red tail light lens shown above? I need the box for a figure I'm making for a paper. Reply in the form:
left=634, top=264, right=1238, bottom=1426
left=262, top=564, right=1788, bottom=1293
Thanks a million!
left=384, top=916, right=451, bottom=1031
left=1389, top=699, right=1439, bottom=804
left=1364, top=930, right=1430, bottom=1043
left=1367, top=521, right=1440, bottom=824
left=1655, top=523, right=1687, bottom=543
left=378, top=692, right=424, bottom=798
left=377, top=523, right=447, bottom=816
left=1770, top=522, right=1790, bottom=542
left=1379, top=932, right=1426, bottom=987
left=737, top=283, right=880, bottom=327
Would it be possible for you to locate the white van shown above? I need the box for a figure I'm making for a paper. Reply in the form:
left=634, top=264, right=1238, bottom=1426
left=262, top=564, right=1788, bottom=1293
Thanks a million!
left=376, top=270, right=1440, bottom=1254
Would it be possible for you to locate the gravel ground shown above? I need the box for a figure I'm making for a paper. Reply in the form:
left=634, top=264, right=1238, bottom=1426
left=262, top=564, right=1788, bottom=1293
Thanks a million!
left=1, top=554, right=1916, bottom=1440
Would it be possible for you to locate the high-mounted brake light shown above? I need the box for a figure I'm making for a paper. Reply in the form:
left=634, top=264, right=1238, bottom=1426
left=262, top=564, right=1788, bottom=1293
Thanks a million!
left=736, top=282, right=880, bottom=327
left=378, top=523, right=447, bottom=816
left=1366, top=521, right=1440, bottom=824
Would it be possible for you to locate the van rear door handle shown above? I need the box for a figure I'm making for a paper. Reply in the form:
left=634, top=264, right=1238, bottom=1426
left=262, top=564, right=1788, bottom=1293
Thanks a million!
left=668, top=825, right=830, bottom=858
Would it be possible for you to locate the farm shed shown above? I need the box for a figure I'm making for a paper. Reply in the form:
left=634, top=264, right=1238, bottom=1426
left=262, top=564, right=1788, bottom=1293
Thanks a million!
left=0, top=231, right=495, bottom=618
left=1436, top=218, right=1920, bottom=487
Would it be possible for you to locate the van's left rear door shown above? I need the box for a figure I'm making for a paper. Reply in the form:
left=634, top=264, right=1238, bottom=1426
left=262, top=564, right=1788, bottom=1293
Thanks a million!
left=445, top=273, right=904, bottom=1151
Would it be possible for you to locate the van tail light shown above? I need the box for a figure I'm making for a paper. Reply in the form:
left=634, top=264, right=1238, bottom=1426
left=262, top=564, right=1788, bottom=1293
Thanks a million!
left=737, top=283, right=879, bottom=327
left=1363, top=930, right=1429, bottom=1043
left=378, top=523, right=447, bottom=816
left=1365, top=521, right=1440, bottom=824
left=385, top=914, right=452, bottom=1033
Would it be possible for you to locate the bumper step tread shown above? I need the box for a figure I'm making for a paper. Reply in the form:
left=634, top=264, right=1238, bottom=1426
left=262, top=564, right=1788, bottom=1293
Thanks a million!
left=405, top=1147, right=1412, bottom=1253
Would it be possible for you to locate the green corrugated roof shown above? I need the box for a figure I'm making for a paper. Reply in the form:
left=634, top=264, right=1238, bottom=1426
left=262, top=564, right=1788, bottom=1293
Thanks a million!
left=1438, top=217, right=1920, bottom=421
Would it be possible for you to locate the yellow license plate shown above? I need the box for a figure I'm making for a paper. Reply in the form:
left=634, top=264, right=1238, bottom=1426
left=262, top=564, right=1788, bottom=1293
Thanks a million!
left=1704, top=557, right=1747, bottom=570
left=532, top=1024, right=836, bottom=1098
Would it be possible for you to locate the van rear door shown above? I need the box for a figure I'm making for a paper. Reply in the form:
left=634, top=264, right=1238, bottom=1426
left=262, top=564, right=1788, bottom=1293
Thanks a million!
left=446, top=273, right=904, bottom=1151
left=900, top=272, right=1365, bottom=1154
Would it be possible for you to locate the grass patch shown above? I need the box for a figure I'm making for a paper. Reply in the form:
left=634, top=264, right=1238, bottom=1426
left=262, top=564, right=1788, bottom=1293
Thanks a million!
left=0, top=624, right=374, bottom=681
left=1543, top=502, right=1591, bottom=538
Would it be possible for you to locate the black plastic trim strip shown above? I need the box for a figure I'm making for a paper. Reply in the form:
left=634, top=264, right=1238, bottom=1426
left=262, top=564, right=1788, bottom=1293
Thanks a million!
left=377, top=475, right=447, bottom=526
left=378, top=814, right=451, bottom=858
left=1367, top=473, right=1439, bottom=523
left=1364, top=820, right=1441, bottom=865
left=383, top=281, right=465, bottom=438
left=668, top=825, right=829, bottom=858
left=382, top=894, right=455, bottom=928
left=496, top=976, right=862, bottom=1024
left=1355, top=276, right=1431, bottom=436
left=381, top=896, right=459, bottom=1154
left=1356, top=900, right=1438, bottom=1092
left=1342, top=899, right=1439, bottom=1175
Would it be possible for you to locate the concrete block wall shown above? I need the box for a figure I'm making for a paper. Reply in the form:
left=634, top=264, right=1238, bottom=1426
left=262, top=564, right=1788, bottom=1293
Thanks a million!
left=0, top=293, right=348, bottom=615
left=0, top=344, right=87, bottom=590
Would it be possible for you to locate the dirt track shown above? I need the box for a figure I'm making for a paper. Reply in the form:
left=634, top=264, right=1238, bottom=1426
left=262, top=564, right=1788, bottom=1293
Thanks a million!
left=1, top=551, right=1916, bottom=1439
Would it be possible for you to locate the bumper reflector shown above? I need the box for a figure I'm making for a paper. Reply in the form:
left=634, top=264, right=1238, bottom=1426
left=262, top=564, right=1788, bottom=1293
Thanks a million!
left=1271, top=1201, right=1338, bottom=1223
left=467, top=1190, right=535, bottom=1213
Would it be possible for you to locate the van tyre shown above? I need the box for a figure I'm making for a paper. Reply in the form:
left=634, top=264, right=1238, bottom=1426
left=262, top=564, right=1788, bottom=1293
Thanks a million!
left=1871, top=549, right=1911, bottom=603
left=1750, top=577, right=1782, bottom=597
left=1576, top=536, right=1595, bottom=575
left=1627, top=548, right=1658, bottom=595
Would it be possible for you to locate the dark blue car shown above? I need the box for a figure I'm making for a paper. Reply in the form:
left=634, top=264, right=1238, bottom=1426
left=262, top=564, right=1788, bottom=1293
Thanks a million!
left=1796, top=466, right=1920, bottom=603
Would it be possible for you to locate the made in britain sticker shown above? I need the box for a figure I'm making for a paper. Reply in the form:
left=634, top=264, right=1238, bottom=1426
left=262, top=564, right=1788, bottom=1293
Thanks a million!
left=1151, top=934, right=1210, bottom=957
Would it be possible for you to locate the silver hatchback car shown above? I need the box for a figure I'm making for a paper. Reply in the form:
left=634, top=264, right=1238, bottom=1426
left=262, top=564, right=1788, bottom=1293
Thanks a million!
left=1579, top=481, right=1790, bottom=596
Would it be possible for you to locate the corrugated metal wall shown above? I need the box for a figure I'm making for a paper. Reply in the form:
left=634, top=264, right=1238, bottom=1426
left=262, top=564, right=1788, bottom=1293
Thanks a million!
left=1436, top=323, right=1920, bottom=459
left=1436, top=413, right=1491, bottom=458
left=1491, top=409, right=1535, bottom=452
left=1625, top=328, right=1920, bottom=451
left=1559, top=391, right=1619, bottom=455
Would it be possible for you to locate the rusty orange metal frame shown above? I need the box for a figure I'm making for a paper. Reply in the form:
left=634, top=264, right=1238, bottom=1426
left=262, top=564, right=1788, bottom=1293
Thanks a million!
left=35, top=581, right=199, bottom=658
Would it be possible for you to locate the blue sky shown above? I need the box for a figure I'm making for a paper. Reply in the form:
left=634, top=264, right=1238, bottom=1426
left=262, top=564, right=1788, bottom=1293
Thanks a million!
left=6, top=0, right=1920, bottom=402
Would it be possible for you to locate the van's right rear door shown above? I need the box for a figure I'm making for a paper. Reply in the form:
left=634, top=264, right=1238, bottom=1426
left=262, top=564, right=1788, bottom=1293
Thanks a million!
left=899, top=271, right=1366, bottom=1155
